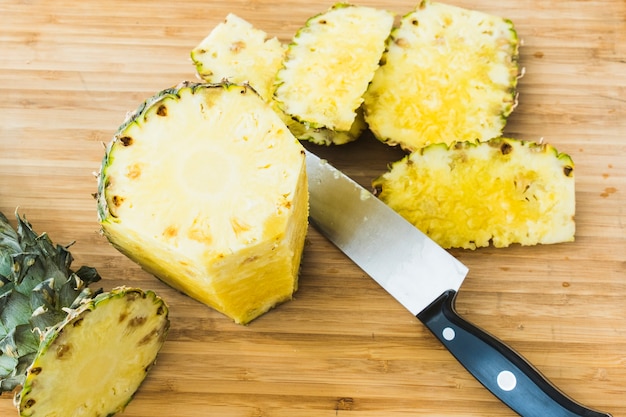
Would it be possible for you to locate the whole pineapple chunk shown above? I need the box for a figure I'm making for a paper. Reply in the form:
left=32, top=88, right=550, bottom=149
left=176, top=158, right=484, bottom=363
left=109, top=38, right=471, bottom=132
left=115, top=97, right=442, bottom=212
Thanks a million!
left=373, top=138, right=575, bottom=249
left=96, top=81, right=309, bottom=324
left=191, top=12, right=367, bottom=146
left=17, top=288, right=169, bottom=417
left=274, top=3, right=394, bottom=132
left=363, top=0, right=521, bottom=151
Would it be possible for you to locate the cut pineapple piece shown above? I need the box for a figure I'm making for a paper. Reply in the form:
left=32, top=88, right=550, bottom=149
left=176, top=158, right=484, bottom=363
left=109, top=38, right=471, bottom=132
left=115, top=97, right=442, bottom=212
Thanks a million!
left=191, top=13, right=286, bottom=102
left=97, top=82, right=308, bottom=324
left=0, top=210, right=102, bottom=394
left=364, top=0, right=521, bottom=151
left=373, top=138, right=575, bottom=249
left=274, top=3, right=394, bottom=132
left=191, top=12, right=366, bottom=145
left=17, top=287, right=169, bottom=417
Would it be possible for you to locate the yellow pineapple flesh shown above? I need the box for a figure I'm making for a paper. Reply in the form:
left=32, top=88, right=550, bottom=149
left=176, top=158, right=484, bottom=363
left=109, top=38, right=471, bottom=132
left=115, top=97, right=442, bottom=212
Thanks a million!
left=373, top=138, right=575, bottom=249
left=274, top=3, right=394, bottom=132
left=363, top=0, right=521, bottom=151
left=97, top=82, right=308, bottom=324
left=17, top=288, right=169, bottom=417
left=191, top=13, right=285, bottom=103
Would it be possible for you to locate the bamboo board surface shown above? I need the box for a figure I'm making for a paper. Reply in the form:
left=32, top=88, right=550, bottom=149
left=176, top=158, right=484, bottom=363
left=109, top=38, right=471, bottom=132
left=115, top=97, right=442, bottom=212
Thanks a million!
left=1, top=0, right=625, bottom=416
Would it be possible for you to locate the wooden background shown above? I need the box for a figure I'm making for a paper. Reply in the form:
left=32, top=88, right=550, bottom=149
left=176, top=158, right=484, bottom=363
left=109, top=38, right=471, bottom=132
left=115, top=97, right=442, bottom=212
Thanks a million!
left=1, top=0, right=625, bottom=416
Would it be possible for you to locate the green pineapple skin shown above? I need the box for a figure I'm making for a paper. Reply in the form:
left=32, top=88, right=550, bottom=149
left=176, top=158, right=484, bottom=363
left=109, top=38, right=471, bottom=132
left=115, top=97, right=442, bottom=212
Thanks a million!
left=373, top=138, right=576, bottom=250
left=16, top=287, right=170, bottom=417
left=0, top=210, right=101, bottom=393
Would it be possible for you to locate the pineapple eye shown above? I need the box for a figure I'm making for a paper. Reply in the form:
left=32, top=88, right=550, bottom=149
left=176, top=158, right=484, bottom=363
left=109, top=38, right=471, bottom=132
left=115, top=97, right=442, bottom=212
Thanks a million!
left=111, top=195, right=125, bottom=207
left=156, top=104, right=168, bottom=117
left=500, top=142, right=513, bottom=155
left=29, top=367, right=42, bottom=375
left=119, top=136, right=133, bottom=146
left=563, top=166, right=573, bottom=177
left=56, top=344, right=71, bottom=359
left=229, top=40, right=246, bottom=53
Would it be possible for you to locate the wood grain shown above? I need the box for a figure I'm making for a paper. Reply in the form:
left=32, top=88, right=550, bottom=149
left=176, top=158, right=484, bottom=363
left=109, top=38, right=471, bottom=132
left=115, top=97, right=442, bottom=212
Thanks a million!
left=1, top=0, right=625, bottom=416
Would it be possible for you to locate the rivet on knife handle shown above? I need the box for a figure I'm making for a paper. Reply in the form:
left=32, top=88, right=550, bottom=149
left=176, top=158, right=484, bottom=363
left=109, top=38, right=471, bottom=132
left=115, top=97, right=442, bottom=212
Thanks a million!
left=417, top=290, right=612, bottom=417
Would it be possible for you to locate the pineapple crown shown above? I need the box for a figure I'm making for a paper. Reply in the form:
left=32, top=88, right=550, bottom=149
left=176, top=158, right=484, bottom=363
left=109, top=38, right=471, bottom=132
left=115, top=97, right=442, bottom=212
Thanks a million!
left=0, top=210, right=102, bottom=393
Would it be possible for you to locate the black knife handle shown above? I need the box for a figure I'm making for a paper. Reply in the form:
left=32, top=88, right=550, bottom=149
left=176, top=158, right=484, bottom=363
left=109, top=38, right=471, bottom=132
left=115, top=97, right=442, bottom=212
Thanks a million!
left=416, top=290, right=611, bottom=417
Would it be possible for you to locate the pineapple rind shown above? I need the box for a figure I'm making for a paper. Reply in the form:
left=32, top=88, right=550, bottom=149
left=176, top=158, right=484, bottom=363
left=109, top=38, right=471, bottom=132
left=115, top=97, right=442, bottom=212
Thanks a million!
left=17, top=287, right=169, bottom=417
left=373, top=138, right=575, bottom=249
left=191, top=13, right=366, bottom=145
left=363, top=0, right=521, bottom=151
left=97, top=82, right=308, bottom=324
left=274, top=3, right=394, bottom=132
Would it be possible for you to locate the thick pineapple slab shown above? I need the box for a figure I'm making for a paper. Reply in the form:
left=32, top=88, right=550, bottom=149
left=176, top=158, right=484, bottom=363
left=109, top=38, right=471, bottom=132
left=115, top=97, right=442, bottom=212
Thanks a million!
left=373, top=138, right=575, bottom=249
left=17, top=287, right=169, bottom=417
left=97, top=82, right=308, bottom=324
left=364, top=0, right=521, bottom=151
left=274, top=3, right=394, bottom=132
left=191, top=13, right=367, bottom=145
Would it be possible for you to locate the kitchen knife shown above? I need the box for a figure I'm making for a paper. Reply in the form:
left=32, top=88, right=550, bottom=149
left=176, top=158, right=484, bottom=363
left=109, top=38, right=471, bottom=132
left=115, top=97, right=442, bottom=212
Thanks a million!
left=305, top=149, right=611, bottom=417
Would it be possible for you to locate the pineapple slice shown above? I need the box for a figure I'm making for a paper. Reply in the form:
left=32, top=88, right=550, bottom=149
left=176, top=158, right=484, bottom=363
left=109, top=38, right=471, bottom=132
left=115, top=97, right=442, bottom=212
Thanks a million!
left=17, top=288, right=169, bottom=417
left=96, top=81, right=309, bottom=324
left=363, top=0, right=521, bottom=151
left=0, top=211, right=169, bottom=416
left=0, top=210, right=102, bottom=393
left=190, top=12, right=367, bottom=145
left=191, top=13, right=285, bottom=103
left=274, top=3, right=394, bottom=132
left=372, top=138, right=575, bottom=249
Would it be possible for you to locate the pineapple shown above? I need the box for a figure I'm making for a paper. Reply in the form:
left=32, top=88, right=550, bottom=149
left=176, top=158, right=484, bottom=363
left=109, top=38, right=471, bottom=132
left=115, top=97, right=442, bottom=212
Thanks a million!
left=0, top=211, right=170, bottom=417
left=96, top=81, right=309, bottom=324
left=0, top=210, right=102, bottom=393
left=16, top=288, right=169, bottom=417
left=372, top=138, right=575, bottom=249
left=363, top=0, right=521, bottom=151
left=274, top=3, right=394, bottom=133
left=191, top=13, right=285, bottom=103
left=191, top=12, right=367, bottom=146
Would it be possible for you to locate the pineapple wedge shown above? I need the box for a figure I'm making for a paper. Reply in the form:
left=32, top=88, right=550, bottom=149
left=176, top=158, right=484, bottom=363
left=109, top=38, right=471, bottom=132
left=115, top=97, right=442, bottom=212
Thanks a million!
left=373, top=138, right=575, bottom=249
left=274, top=3, right=394, bottom=132
left=17, top=288, right=169, bottom=417
left=96, top=81, right=309, bottom=324
left=191, top=13, right=285, bottom=103
left=191, top=12, right=367, bottom=146
left=363, top=0, right=521, bottom=151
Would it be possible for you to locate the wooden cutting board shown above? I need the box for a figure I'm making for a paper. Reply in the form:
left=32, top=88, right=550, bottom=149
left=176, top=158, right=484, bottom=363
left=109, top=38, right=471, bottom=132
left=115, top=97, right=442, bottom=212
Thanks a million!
left=1, top=0, right=625, bottom=416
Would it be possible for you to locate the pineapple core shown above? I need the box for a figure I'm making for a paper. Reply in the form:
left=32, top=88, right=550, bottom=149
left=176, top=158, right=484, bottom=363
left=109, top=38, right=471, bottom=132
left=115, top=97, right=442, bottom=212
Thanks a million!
left=98, top=82, right=308, bottom=324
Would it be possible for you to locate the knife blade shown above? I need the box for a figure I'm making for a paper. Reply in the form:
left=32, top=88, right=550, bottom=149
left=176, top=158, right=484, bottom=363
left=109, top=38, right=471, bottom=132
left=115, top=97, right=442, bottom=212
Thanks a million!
left=305, top=149, right=611, bottom=417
